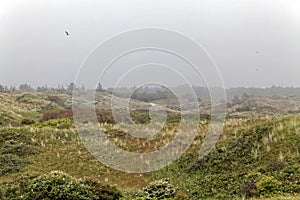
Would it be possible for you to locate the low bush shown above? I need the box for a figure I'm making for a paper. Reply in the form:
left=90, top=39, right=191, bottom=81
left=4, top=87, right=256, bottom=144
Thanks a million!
left=0, top=113, right=18, bottom=126
left=16, top=94, right=40, bottom=103
left=2, top=171, right=122, bottom=200
left=96, top=109, right=116, bottom=124
left=81, top=179, right=123, bottom=200
left=41, top=103, right=58, bottom=111
left=21, top=118, right=35, bottom=125
left=40, top=109, right=73, bottom=122
left=236, top=106, right=252, bottom=112
left=129, top=109, right=181, bottom=124
left=255, top=175, right=282, bottom=197
left=242, top=172, right=260, bottom=198
left=0, top=128, right=36, bottom=146
left=135, top=178, right=178, bottom=199
left=46, top=95, right=64, bottom=106
left=0, top=154, right=26, bottom=175
left=279, top=165, right=300, bottom=194
left=0, top=128, right=39, bottom=176
left=130, top=109, right=150, bottom=124
left=0, top=140, right=38, bottom=156
left=34, top=118, right=72, bottom=129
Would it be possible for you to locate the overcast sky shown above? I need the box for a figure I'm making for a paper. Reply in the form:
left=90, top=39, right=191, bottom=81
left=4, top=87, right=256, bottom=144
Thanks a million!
left=0, top=0, right=299, bottom=88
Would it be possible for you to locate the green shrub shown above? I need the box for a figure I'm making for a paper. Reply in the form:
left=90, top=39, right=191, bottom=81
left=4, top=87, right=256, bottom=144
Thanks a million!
left=16, top=94, right=40, bottom=103
left=0, top=128, right=39, bottom=176
left=19, top=171, right=122, bottom=200
left=0, top=113, right=18, bottom=126
left=41, top=103, right=58, bottom=111
left=81, top=179, right=122, bottom=200
left=279, top=165, right=300, bottom=194
left=137, top=178, right=178, bottom=199
left=264, top=160, right=286, bottom=172
left=255, top=175, right=282, bottom=197
left=130, top=110, right=150, bottom=124
left=183, top=116, right=300, bottom=199
left=0, top=140, right=38, bottom=156
left=34, top=118, right=72, bottom=129
left=0, top=154, right=25, bottom=175
left=0, top=128, right=36, bottom=145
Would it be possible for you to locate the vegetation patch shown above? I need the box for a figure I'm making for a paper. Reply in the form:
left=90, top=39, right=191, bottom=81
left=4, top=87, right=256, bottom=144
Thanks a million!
left=1, top=91, right=300, bottom=199
left=20, top=118, right=35, bottom=125
left=255, top=175, right=283, bottom=197
left=0, top=171, right=122, bottom=200
left=34, top=118, right=72, bottom=129
left=0, top=128, right=39, bottom=176
left=128, top=178, right=178, bottom=199
left=0, top=113, right=18, bottom=126
left=0, top=140, right=38, bottom=156
left=40, top=109, right=73, bottom=122
left=0, top=154, right=26, bottom=176
left=182, top=117, right=300, bottom=199
left=46, top=95, right=64, bottom=106
left=16, top=94, right=41, bottom=104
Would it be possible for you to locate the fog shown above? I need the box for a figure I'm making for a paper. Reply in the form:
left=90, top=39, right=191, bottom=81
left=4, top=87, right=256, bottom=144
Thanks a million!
left=0, top=0, right=299, bottom=88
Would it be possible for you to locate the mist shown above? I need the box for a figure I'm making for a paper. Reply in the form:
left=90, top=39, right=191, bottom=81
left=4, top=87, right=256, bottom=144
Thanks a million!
left=0, top=0, right=300, bottom=88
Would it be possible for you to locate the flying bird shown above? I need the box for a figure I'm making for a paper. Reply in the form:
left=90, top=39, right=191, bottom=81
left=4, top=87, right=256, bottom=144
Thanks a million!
left=65, top=31, right=69, bottom=36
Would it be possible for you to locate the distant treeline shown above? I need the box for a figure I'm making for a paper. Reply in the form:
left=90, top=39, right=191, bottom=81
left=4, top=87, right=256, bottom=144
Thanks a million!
left=0, top=82, right=104, bottom=93
left=193, top=85, right=300, bottom=101
left=108, top=85, right=300, bottom=102
left=2, top=83, right=300, bottom=102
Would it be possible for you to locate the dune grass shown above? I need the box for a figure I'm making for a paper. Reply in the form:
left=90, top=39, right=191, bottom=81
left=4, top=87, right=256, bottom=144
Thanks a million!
left=0, top=115, right=299, bottom=199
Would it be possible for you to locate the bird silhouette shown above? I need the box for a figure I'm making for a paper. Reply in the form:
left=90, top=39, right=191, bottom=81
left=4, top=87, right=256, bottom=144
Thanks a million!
left=65, top=31, right=69, bottom=36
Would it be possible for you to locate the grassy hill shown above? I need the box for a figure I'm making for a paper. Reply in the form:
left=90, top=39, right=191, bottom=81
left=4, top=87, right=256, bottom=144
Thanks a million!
left=0, top=91, right=299, bottom=199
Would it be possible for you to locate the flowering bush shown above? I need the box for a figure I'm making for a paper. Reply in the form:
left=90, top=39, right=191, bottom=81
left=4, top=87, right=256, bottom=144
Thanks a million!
left=19, top=171, right=122, bottom=200
left=136, top=178, right=178, bottom=199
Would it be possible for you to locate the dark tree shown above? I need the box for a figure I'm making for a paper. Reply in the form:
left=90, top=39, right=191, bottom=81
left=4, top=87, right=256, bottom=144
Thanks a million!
left=19, top=83, right=34, bottom=91
left=232, top=95, right=241, bottom=104
left=96, top=83, right=105, bottom=92
left=67, top=82, right=76, bottom=91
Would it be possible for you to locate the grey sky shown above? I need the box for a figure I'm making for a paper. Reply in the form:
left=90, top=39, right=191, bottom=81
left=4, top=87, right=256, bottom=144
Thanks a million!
left=0, top=0, right=299, bottom=88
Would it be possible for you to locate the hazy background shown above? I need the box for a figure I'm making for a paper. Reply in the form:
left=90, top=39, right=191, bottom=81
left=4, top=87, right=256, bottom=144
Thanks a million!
left=0, top=0, right=299, bottom=88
